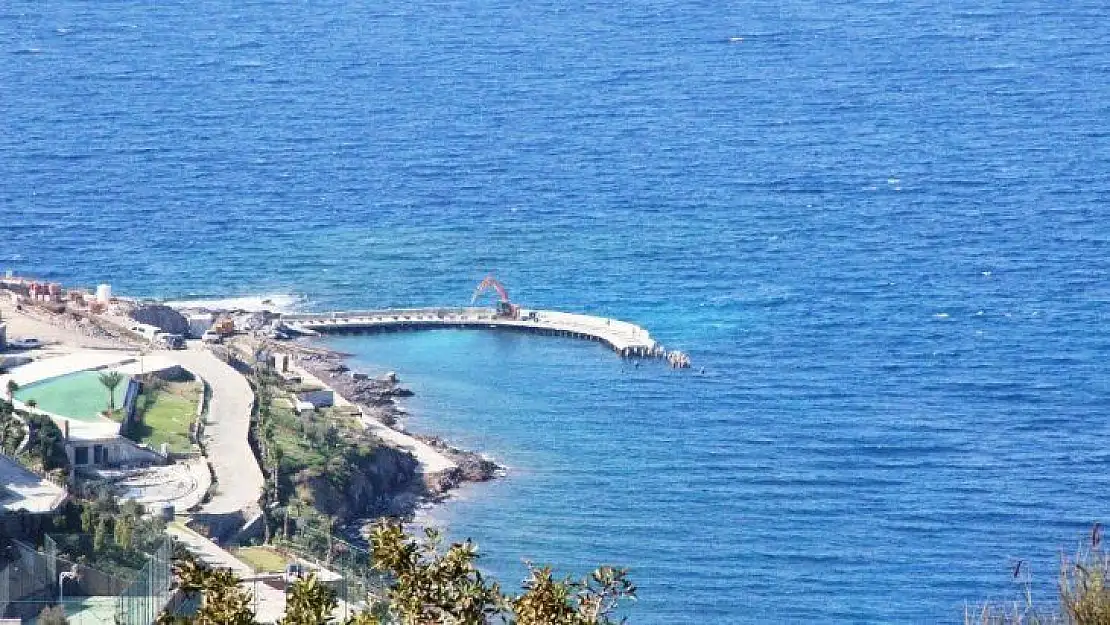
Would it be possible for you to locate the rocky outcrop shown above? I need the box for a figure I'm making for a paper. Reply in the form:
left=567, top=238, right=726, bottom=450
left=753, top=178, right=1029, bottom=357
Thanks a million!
left=130, top=305, right=190, bottom=335
left=294, top=444, right=421, bottom=521
left=293, top=352, right=506, bottom=518
left=300, top=358, right=415, bottom=426
left=415, top=435, right=502, bottom=483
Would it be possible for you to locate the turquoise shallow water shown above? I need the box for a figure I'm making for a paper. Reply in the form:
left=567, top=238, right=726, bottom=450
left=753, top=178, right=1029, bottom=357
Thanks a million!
left=4, top=0, right=1110, bottom=621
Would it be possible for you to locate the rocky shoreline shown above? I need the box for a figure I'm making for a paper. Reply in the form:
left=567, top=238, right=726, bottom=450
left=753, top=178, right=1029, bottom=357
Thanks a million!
left=4, top=292, right=505, bottom=527
left=294, top=348, right=504, bottom=503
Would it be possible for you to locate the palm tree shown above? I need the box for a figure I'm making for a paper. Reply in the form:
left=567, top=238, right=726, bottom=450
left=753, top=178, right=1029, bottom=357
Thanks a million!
left=98, top=371, right=125, bottom=412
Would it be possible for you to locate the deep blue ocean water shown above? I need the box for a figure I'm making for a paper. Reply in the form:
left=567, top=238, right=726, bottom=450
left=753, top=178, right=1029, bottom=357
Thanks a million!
left=4, top=0, right=1110, bottom=621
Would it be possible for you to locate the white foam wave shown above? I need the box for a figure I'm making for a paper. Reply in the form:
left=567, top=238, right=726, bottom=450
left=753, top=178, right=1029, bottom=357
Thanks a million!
left=163, top=293, right=307, bottom=314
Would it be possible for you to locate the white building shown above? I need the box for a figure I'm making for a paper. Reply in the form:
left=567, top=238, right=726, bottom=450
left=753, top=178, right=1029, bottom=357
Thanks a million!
left=186, top=313, right=215, bottom=339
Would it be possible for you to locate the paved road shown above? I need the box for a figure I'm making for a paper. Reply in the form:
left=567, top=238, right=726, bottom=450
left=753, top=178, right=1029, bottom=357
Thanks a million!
left=170, top=345, right=264, bottom=517
left=167, top=522, right=255, bottom=576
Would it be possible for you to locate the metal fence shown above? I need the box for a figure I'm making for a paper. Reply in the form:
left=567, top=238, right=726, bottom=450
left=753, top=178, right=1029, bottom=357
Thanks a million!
left=0, top=539, right=56, bottom=622
left=44, top=534, right=57, bottom=596
left=115, top=537, right=172, bottom=625
left=277, top=525, right=391, bottom=617
left=0, top=536, right=173, bottom=625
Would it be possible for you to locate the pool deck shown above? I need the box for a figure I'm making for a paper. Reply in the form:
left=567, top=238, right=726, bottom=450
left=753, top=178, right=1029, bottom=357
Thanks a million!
left=0, top=350, right=184, bottom=440
left=1, top=350, right=137, bottom=388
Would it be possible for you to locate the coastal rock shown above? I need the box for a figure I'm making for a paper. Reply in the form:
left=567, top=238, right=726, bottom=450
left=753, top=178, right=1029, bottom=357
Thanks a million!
left=294, top=444, right=420, bottom=522
left=387, top=492, right=421, bottom=516
left=416, top=435, right=504, bottom=482
left=295, top=353, right=505, bottom=514
left=456, top=455, right=500, bottom=482
left=234, top=311, right=277, bottom=332
left=422, top=468, right=462, bottom=496
left=130, top=305, right=189, bottom=335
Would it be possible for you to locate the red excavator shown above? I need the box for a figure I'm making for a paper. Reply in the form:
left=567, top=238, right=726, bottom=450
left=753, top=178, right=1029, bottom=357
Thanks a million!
left=471, top=275, right=519, bottom=319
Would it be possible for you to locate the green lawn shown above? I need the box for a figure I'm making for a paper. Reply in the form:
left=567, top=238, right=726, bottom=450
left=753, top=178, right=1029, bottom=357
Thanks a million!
left=268, top=406, right=328, bottom=469
left=233, top=546, right=290, bottom=573
left=130, top=382, right=200, bottom=454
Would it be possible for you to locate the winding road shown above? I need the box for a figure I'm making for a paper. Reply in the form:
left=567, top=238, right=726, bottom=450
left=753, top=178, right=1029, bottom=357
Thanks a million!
left=170, top=345, right=264, bottom=518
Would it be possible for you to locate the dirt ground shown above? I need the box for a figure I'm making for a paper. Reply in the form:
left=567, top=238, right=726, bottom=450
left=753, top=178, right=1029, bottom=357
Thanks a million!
left=0, top=297, right=132, bottom=356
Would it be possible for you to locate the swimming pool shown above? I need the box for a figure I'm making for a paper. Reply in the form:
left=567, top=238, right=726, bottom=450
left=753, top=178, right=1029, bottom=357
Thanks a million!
left=14, top=370, right=130, bottom=422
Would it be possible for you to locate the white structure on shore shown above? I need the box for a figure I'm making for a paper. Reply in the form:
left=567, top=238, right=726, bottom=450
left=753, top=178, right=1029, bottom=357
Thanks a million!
left=186, top=312, right=215, bottom=338
left=96, top=283, right=112, bottom=304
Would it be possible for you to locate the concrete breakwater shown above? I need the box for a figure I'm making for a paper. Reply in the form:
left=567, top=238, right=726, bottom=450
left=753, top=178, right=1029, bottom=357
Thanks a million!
left=280, top=307, right=691, bottom=367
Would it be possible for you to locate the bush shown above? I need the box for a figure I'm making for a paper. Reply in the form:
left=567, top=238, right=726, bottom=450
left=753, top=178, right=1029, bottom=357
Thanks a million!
left=0, top=399, right=27, bottom=453
left=969, top=525, right=1110, bottom=625
left=36, top=605, right=69, bottom=625
left=23, top=412, right=69, bottom=470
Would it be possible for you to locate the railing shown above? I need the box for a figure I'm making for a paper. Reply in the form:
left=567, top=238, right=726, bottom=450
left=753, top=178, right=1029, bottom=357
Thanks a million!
left=279, top=307, right=660, bottom=352
left=283, top=307, right=495, bottom=322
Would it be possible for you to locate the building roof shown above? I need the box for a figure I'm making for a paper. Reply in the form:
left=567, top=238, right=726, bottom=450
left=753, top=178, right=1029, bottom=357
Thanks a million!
left=0, top=453, right=67, bottom=514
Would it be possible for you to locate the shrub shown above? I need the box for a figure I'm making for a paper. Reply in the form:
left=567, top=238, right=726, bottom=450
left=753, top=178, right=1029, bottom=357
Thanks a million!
left=968, top=524, right=1110, bottom=625
left=36, top=605, right=69, bottom=625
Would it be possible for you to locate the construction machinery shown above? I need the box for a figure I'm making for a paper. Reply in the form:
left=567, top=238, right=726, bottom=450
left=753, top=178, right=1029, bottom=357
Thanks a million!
left=471, top=275, right=519, bottom=319
left=211, top=316, right=236, bottom=337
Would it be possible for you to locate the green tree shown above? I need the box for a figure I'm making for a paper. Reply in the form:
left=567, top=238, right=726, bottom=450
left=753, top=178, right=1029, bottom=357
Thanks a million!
left=113, top=516, right=133, bottom=550
left=23, top=412, right=69, bottom=470
left=158, top=523, right=635, bottom=625
left=159, top=555, right=255, bottom=625
left=0, top=396, right=24, bottom=452
left=98, top=371, right=125, bottom=412
left=195, top=568, right=255, bottom=625
left=36, top=605, right=69, bottom=625
left=514, top=565, right=636, bottom=625
left=280, top=574, right=337, bottom=625
left=93, top=517, right=110, bottom=553
left=6, top=378, right=17, bottom=400
left=341, top=613, right=382, bottom=625
left=171, top=551, right=210, bottom=596
left=366, top=520, right=635, bottom=625
left=369, top=522, right=504, bottom=624
left=79, top=503, right=96, bottom=533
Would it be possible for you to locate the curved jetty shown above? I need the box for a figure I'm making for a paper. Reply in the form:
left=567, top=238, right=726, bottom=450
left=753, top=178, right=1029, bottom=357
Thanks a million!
left=281, top=307, right=688, bottom=364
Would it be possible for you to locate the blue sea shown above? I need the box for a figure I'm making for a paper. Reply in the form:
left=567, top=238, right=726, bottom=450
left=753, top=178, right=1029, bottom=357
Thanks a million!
left=4, top=0, right=1110, bottom=621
